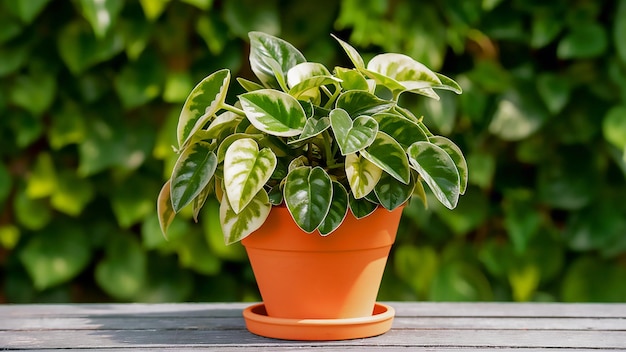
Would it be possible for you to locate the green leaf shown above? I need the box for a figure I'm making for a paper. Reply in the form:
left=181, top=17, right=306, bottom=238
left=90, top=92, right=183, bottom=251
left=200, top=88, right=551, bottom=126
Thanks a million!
left=429, top=136, right=468, bottom=195
left=26, top=152, right=57, bottom=199
left=602, top=105, right=626, bottom=150
left=96, top=234, right=147, bottom=300
left=345, top=153, right=382, bottom=199
left=50, top=170, right=95, bottom=216
left=138, top=0, right=170, bottom=21
left=489, top=89, right=548, bottom=141
left=374, top=172, right=414, bottom=211
left=557, top=23, right=607, bottom=59
left=394, top=244, right=438, bottom=299
left=220, top=189, right=271, bottom=244
left=163, top=71, right=194, bottom=103
left=170, top=141, right=217, bottom=212
left=561, top=256, right=626, bottom=302
left=223, top=138, right=277, bottom=214
left=14, top=188, right=51, bottom=230
left=536, top=73, right=571, bottom=115
left=348, top=193, right=378, bottom=219
left=335, top=67, right=369, bottom=91
left=331, top=33, right=365, bottom=69
left=48, top=100, right=86, bottom=149
left=408, top=141, right=460, bottom=209
left=201, top=197, right=247, bottom=261
left=336, top=90, right=394, bottom=117
left=177, top=69, right=230, bottom=148
left=289, top=75, right=340, bottom=101
left=19, top=223, right=91, bottom=291
left=57, top=20, right=124, bottom=75
left=616, top=0, right=626, bottom=64
left=531, top=11, right=564, bottom=48
left=248, top=31, right=306, bottom=89
left=76, top=0, right=123, bottom=38
left=373, top=112, right=428, bottom=149
left=111, top=176, right=158, bottom=228
left=239, top=89, right=307, bottom=137
left=365, top=53, right=441, bottom=94
left=0, top=41, right=30, bottom=77
left=0, top=12, right=24, bottom=44
left=318, top=181, right=349, bottom=236
left=205, top=111, right=242, bottom=139
left=430, top=261, right=492, bottom=301
left=236, top=77, right=264, bottom=92
left=288, top=116, right=331, bottom=144
left=157, top=180, right=175, bottom=237
left=114, top=52, right=165, bottom=109
left=330, top=108, right=378, bottom=155
left=4, top=0, right=51, bottom=24
left=10, top=72, right=56, bottom=116
left=361, top=132, right=410, bottom=184
left=284, top=166, right=333, bottom=233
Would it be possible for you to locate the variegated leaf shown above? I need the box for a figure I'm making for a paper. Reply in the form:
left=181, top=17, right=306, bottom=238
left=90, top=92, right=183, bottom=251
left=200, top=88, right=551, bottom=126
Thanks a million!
left=177, top=69, right=230, bottom=148
left=204, top=111, right=242, bottom=139
left=348, top=193, right=378, bottom=219
left=345, top=153, right=382, bottom=199
left=216, top=133, right=263, bottom=163
left=373, top=112, right=429, bottom=150
left=318, top=181, right=349, bottom=236
left=284, top=166, right=333, bottom=233
left=330, top=108, right=378, bottom=155
left=224, top=138, right=277, bottom=214
left=434, top=72, right=463, bottom=94
left=288, top=116, right=331, bottom=144
left=289, top=76, right=340, bottom=100
left=366, top=53, right=441, bottom=92
left=220, top=189, right=271, bottom=245
left=157, top=180, right=175, bottom=237
left=236, top=77, right=264, bottom=92
left=331, top=34, right=365, bottom=69
left=374, top=172, right=414, bottom=211
left=336, top=90, right=394, bottom=117
left=249, top=31, right=306, bottom=89
left=192, top=178, right=214, bottom=222
left=170, top=141, right=218, bottom=212
left=335, top=67, right=369, bottom=91
left=361, top=132, right=410, bottom=184
left=430, top=136, right=468, bottom=195
left=408, top=141, right=460, bottom=209
left=239, top=89, right=307, bottom=137
left=287, top=62, right=331, bottom=87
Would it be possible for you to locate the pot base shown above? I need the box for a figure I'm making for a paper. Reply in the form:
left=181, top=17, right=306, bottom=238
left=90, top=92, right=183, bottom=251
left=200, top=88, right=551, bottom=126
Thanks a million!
left=243, top=302, right=394, bottom=341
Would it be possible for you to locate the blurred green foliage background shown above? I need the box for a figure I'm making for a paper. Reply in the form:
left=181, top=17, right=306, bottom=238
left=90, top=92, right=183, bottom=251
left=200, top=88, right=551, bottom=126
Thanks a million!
left=1, top=0, right=626, bottom=303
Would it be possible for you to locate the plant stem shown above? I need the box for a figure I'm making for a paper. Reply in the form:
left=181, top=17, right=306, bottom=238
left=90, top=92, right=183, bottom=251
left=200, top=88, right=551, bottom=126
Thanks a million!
left=221, top=104, right=245, bottom=116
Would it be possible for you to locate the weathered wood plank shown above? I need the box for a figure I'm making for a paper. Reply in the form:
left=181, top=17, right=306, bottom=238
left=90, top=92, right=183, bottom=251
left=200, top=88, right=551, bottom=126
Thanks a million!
left=1, top=329, right=625, bottom=349
left=3, top=316, right=626, bottom=331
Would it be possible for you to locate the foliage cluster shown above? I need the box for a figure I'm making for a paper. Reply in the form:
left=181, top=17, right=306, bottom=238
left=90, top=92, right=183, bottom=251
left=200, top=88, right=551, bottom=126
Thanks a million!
left=1, top=0, right=625, bottom=303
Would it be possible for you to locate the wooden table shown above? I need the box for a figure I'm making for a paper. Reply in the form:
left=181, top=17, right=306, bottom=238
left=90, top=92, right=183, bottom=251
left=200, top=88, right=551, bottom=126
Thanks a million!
left=1, top=302, right=625, bottom=350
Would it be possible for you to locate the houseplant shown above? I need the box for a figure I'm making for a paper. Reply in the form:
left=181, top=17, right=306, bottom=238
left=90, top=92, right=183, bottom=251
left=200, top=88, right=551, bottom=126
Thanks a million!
left=157, top=31, right=467, bottom=340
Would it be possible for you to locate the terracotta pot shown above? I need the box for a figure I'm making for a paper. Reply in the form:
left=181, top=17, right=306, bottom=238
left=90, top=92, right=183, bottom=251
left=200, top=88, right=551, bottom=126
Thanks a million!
left=241, top=206, right=404, bottom=320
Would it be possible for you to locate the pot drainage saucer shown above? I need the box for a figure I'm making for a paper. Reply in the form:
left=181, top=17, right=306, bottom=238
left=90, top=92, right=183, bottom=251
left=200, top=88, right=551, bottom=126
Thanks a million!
left=242, top=302, right=394, bottom=341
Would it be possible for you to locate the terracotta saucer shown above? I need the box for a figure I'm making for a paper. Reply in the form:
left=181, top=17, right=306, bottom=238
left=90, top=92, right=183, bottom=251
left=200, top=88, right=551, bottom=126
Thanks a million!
left=242, top=302, right=395, bottom=341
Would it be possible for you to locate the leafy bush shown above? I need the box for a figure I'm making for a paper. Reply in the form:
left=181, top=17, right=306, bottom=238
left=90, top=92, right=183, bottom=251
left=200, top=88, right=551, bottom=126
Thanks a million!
left=1, top=0, right=625, bottom=303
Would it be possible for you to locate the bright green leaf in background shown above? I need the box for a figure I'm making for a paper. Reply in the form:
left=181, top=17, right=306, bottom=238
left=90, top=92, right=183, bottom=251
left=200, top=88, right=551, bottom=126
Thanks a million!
left=0, top=41, right=30, bottom=77
left=75, top=0, right=124, bottom=38
left=557, top=23, right=607, bottom=59
left=602, top=106, right=626, bottom=154
left=114, top=52, right=165, bottom=109
left=19, top=222, right=91, bottom=291
left=139, top=0, right=171, bottom=21
left=111, top=175, right=159, bottom=228
left=10, top=72, right=56, bottom=116
left=3, top=0, right=51, bottom=24
left=96, top=234, right=146, bottom=301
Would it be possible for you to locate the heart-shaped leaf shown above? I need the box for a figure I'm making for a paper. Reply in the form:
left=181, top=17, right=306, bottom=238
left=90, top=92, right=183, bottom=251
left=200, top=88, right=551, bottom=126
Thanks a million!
left=249, top=31, right=306, bottom=89
left=239, top=89, right=307, bottom=137
left=408, top=141, right=460, bottom=209
left=330, top=108, right=378, bottom=155
left=170, top=141, right=217, bottom=212
left=331, top=34, right=365, bottom=69
left=336, top=90, right=394, bottom=117
left=373, top=112, right=429, bottom=149
left=348, top=193, right=378, bottom=219
left=288, top=116, right=331, bottom=144
left=284, top=166, right=333, bottom=233
left=224, top=138, right=277, bottom=214
left=177, top=69, right=230, bottom=148
left=345, top=153, right=383, bottom=199
left=375, top=172, right=415, bottom=211
left=366, top=53, right=441, bottom=93
left=220, top=189, right=271, bottom=245
left=335, top=67, right=369, bottom=91
left=216, top=133, right=263, bottom=163
left=430, top=136, right=468, bottom=195
left=318, top=181, right=349, bottom=236
left=361, top=132, right=410, bottom=184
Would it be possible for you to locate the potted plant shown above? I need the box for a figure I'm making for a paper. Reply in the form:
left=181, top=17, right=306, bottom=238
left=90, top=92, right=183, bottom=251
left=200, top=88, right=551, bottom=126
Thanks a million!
left=157, top=31, right=467, bottom=340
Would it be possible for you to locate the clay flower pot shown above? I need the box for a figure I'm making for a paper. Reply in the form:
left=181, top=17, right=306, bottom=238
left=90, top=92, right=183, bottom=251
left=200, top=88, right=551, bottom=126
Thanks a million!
left=241, top=206, right=404, bottom=340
